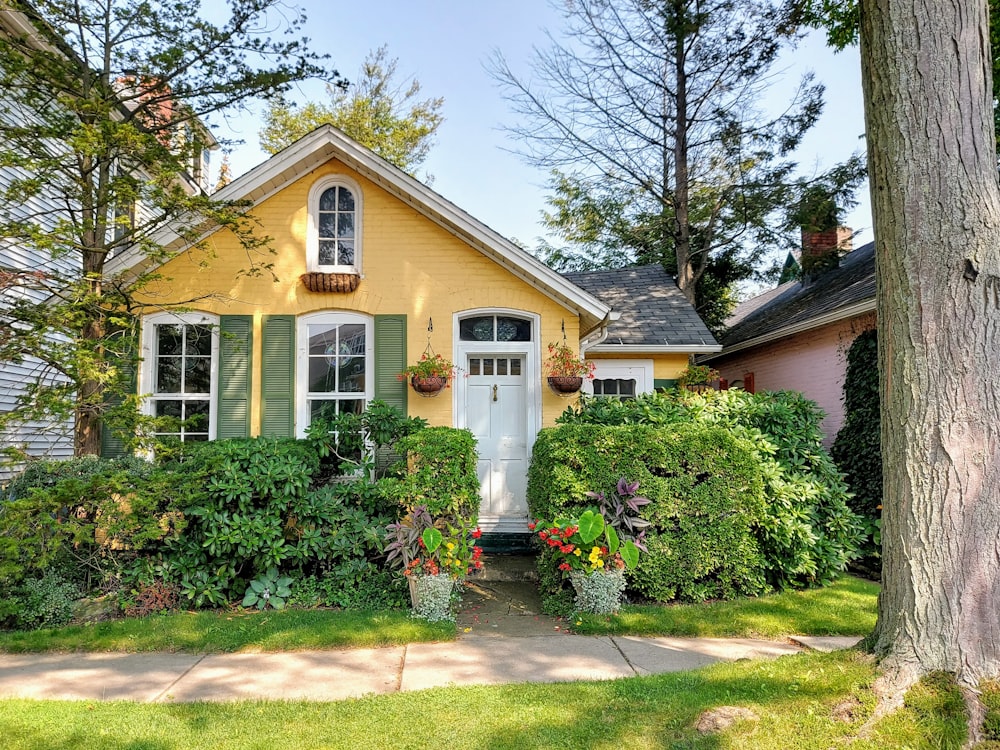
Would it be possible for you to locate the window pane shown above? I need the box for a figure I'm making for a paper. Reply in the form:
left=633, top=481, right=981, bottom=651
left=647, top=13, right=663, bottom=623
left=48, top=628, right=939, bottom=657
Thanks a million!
left=337, top=213, right=354, bottom=238
left=511, top=358, right=522, bottom=375
left=318, top=213, right=336, bottom=238
left=184, top=357, right=211, bottom=393
left=319, top=187, right=338, bottom=211
left=497, top=316, right=531, bottom=341
left=308, top=323, right=340, bottom=355
left=155, top=399, right=182, bottom=418
left=620, top=379, right=636, bottom=396
left=318, top=240, right=337, bottom=265
left=157, top=324, right=183, bottom=355
left=185, top=325, right=213, bottom=356
left=157, top=357, right=181, bottom=392
left=340, top=399, right=365, bottom=415
left=339, top=324, right=365, bottom=355
left=337, top=240, right=355, bottom=266
left=309, top=357, right=337, bottom=393
left=497, top=358, right=508, bottom=375
left=468, top=358, right=480, bottom=375
left=338, top=187, right=355, bottom=212
left=460, top=316, right=494, bottom=341
left=310, top=400, right=339, bottom=422
left=483, top=358, right=494, bottom=375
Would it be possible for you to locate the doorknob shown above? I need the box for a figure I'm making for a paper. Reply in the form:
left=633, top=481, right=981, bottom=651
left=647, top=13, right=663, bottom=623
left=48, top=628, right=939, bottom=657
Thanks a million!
left=493, top=384, right=498, bottom=402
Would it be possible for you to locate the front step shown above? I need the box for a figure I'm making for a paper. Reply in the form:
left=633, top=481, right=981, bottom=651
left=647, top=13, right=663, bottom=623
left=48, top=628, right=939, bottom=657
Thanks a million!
left=478, top=531, right=534, bottom=554
left=475, top=553, right=539, bottom=582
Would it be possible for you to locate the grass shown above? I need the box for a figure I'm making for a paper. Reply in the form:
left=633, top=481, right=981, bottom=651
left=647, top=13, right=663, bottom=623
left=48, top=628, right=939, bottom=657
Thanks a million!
left=573, top=575, right=879, bottom=638
left=0, top=575, right=877, bottom=654
left=0, top=608, right=454, bottom=654
left=1, top=650, right=998, bottom=749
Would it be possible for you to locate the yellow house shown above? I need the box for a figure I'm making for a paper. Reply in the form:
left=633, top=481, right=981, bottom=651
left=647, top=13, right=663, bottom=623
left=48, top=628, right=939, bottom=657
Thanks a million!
left=109, top=126, right=720, bottom=534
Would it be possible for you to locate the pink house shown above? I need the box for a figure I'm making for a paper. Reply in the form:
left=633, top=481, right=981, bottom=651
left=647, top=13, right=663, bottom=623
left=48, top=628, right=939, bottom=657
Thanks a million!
left=702, top=235, right=875, bottom=445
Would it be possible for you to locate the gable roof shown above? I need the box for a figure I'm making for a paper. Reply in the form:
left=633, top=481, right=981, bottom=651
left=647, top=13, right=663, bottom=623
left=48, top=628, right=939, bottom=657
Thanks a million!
left=707, top=241, right=875, bottom=358
left=108, top=124, right=614, bottom=335
left=563, top=264, right=720, bottom=353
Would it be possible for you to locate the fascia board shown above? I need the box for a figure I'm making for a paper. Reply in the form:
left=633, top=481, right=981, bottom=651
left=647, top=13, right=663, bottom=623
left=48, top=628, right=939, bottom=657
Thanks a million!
left=701, top=298, right=876, bottom=361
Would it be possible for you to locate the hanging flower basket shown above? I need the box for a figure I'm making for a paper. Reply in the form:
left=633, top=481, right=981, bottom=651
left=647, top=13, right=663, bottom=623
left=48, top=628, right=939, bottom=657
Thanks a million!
left=300, top=272, right=361, bottom=293
left=410, top=375, right=448, bottom=396
left=547, top=375, right=584, bottom=395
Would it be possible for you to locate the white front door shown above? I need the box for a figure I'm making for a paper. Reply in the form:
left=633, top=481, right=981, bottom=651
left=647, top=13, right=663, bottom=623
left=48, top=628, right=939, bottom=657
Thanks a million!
left=466, top=354, right=529, bottom=530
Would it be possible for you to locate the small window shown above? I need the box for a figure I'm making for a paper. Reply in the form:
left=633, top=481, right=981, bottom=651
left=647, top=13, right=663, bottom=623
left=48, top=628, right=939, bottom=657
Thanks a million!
left=307, top=177, right=362, bottom=273
left=459, top=314, right=531, bottom=342
left=593, top=378, right=637, bottom=400
left=142, top=312, right=218, bottom=442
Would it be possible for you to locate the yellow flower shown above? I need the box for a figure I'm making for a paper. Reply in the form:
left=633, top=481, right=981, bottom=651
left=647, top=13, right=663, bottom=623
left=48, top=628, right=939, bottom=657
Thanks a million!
left=573, top=548, right=582, bottom=556
left=446, top=542, right=456, bottom=550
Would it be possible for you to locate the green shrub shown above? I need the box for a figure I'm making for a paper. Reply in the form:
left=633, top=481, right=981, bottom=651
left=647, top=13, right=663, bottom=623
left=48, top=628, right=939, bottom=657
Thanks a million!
left=528, top=423, right=769, bottom=604
left=4, top=571, right=81, bottom=630
left=291, top=562, right=407, bottom=610
left=555, top=389, right=863, bottom=590
left=831, top=328, right=882, bottom=560
left=379, top=427, right=480, bottom=520
left=0, top=458, right=181, bottom=593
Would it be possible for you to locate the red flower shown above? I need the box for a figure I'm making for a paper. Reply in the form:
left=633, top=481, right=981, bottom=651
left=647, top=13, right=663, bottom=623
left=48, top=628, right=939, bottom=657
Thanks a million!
left=547, top=538, right=561, bottom=547
left=538, top=530, right=549, bottom=540
left=558, top=562, right=571, bottom=572
left=471, top=528, right=482, bottom=539
left=561, top=544, right=575, bottom=554
left=549, top=527, right=560, bottom=536
left=527, top=521, right=537, bottom=531
left=474, top=560, right=484, bottom=569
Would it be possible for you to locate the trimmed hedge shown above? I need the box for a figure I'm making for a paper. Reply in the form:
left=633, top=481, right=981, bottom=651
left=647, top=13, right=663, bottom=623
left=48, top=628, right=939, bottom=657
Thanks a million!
left=528, top=423, right=769, bottom=604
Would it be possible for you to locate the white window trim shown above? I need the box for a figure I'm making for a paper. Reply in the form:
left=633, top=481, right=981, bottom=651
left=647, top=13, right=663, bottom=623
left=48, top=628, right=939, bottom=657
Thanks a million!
left=140, top=311, right=220, bottom=441
left=306, top=175, right=363, bottom=274
left=295, top=311, right=374, bottom=438
left=582, top=359, right=654, bottom=397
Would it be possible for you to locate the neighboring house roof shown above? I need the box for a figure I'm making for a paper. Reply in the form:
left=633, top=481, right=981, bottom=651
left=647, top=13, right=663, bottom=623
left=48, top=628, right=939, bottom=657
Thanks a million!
left=563, top=264, right=721, bottom=353
left=108, top=124, right=615, bottom=336
left=706, top=241, right=875, bottom=358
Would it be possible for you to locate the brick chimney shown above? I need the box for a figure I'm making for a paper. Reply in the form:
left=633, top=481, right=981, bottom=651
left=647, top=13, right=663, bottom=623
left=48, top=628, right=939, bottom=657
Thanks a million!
left=801, top=226, right=852, bottom=281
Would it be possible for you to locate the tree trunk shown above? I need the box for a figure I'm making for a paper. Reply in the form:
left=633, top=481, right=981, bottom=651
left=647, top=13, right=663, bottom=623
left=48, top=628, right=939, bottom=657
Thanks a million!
left=860, top=0, right=1000, bottom=728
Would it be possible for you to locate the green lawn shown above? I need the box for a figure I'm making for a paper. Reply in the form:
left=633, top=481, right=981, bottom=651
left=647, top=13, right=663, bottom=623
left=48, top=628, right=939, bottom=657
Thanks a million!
left=1, top=650, right=995, bottom=749
left=0, top=575, right=878, bottom=653
left=574, top=575, right=879, bottom=637
left=0, top=608, right=454, bottom=653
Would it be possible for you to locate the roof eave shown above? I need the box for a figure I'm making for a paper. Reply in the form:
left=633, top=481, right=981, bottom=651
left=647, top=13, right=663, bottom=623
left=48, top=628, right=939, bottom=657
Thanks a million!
left=703, top=298, right=876, bottom=361
left=588, top=343, right=722, bottom=354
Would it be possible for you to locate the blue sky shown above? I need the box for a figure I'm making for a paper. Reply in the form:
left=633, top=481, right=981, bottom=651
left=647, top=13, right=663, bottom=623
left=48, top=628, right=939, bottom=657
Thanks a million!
left=219, top=1, right=872, bottom=260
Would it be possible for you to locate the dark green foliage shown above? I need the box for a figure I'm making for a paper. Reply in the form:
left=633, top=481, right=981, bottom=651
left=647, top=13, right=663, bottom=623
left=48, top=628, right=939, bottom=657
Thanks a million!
left=0, top=457, right=180, bottom=591
left=379, top=427, right=480, bottom=519
left=2, top=571, right=81, bottom=630
left=831, top=328, right=882, bottom=559
left=554, top=389, right=862, bottom=591
left=289, top=562, right=408, bottom=610
left=528, top=423, right=769, bottom=603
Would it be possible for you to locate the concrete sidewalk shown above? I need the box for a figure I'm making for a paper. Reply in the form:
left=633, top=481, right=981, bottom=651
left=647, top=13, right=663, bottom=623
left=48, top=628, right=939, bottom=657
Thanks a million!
left=0, top=634, right=861, bottom=703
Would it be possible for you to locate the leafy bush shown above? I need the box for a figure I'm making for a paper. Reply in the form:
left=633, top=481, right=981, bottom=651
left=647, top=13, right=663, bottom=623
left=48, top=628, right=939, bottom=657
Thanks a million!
left=528, top=423, right=769, bottom=605
left=0, top=457, right=181, bottom=593
left=291, top=562, right=407, bottom=610
left=554, top=389, right=863, bottom=590
left=3, top=571, right=81, bottom=630
left=123, top=579, right=180, bottom=618
left=831, top=328, right=882, bottom=560
left=379, top=427, right=480, bottom=519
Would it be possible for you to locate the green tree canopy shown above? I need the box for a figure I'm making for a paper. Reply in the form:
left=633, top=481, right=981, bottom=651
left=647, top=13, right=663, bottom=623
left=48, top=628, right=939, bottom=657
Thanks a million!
left=0, top=0, right=336, bottom=457
left=259, top=45, right=444, bottom=178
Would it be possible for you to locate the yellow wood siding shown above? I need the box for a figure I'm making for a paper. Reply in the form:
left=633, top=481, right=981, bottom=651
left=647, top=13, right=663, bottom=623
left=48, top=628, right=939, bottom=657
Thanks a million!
left=140, top=161, right=581, bottom=432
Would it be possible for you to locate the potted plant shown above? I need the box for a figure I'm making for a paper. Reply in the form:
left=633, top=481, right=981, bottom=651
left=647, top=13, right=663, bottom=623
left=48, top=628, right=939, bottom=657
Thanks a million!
left=530, top=507, right=640, bottom=615
left=676, top=363, right=720, bottom=393
left=385, top=505, right=483, bottom=621
left=398, top=353, right=455, bottom=396
left=544, top=341, right=596, bottom=395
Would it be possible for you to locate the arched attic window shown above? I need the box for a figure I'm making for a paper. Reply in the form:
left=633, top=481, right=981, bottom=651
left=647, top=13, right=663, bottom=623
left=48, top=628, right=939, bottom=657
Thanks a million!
left=307, top=176, right=362, bottom=274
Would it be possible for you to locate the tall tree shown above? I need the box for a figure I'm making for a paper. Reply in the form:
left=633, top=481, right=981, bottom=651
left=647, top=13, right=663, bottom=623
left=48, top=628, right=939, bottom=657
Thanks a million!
left=260, top=45, right=444, bottom=178
left=0, top=0, right=336, bottom=457
left=491, top=0, right=864, bottom=318
left=860, top=0, right=1000, bottom=739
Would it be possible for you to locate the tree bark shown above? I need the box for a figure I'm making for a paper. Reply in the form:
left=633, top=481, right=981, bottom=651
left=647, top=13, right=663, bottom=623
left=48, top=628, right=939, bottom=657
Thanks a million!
left=860, top=0, right=1000, bottom=726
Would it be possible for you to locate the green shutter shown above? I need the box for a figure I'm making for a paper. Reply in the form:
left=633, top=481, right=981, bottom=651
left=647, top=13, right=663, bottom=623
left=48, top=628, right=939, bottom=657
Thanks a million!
left=260, top=315, right=295, bottom=437
left=374, top=315, right=407, bottom=414
left=217, top=315, right=253, bottom=439
left=101, top=337, right=138, bottom=459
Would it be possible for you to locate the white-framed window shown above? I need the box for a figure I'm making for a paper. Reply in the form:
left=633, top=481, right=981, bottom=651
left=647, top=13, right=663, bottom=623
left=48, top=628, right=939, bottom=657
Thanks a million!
left=306, top=176, right=362, bottom=273
left=583, top=359, right=654, bottom=399
left=141, top=311, right=219, bottom=442
left=296, top=312, right=373, bottom=437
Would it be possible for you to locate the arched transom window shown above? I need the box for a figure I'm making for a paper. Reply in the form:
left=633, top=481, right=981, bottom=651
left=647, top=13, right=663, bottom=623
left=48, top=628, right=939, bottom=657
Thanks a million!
left=308, top=176, right=362, bottom=273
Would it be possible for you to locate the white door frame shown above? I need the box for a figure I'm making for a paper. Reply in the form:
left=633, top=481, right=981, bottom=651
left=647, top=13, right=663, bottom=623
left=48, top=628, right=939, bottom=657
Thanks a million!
left=453, top=309, right=540, bottom=532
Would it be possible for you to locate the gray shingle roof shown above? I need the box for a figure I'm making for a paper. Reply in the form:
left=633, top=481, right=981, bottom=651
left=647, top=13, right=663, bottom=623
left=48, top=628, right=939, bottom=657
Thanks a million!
left=719, top=241, right=875, bottom=347
left=563, top=264, right=719, bottom=348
